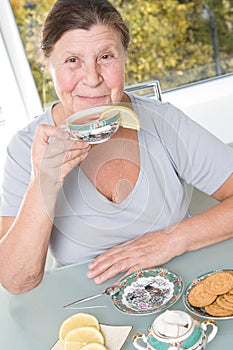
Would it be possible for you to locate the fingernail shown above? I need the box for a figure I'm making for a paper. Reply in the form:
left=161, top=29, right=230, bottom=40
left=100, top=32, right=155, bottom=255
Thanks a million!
left=86, top=271, right=92, bottom=278
left=94, top=276, right=102, bottom=284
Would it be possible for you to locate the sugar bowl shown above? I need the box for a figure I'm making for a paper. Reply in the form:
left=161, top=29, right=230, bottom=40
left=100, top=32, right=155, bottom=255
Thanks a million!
left=132, top=310, right=217, bottom=350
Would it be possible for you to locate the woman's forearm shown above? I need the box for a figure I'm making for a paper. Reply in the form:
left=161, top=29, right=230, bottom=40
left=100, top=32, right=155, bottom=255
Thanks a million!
left=0, top=180, right=59, bottom=294
left=87, top=195, right=233, bottom=285
left=169, top=195, right=233, bottom=256
left=0, top=124, right=91, bottom=294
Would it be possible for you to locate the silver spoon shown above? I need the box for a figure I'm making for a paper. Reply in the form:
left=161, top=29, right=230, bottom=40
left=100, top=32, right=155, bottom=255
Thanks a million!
left=63, top=285, right=120, bottom=308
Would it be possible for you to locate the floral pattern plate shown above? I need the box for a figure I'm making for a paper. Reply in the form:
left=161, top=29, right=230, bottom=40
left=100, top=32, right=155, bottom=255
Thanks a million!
left=112, top=268, right=183, bottom=315
left=183, top=268, right=233, bottom=320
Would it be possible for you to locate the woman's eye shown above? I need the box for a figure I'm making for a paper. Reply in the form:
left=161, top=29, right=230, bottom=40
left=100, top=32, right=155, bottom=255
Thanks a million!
left=99, top=53, right=115, bottom=64
left=64, top=57, right=81, bottom=67
left=64, top=56, right=82, bottom=69
left=67, top=57, right=77, bottom=63
left=102, top=54, right=110, bottom=60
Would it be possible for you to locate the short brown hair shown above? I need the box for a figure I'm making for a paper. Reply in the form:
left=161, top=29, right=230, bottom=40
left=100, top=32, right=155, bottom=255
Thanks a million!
left=41, top=0, right=130, bottom=57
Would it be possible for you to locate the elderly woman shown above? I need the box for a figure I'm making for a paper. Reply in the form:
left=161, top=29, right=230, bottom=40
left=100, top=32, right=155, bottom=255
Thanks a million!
left=1, top=0, right=233, bottom=294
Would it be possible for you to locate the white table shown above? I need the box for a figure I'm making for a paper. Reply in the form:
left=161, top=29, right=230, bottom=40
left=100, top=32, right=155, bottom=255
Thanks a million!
left=1, top=239, right=233, bottom=349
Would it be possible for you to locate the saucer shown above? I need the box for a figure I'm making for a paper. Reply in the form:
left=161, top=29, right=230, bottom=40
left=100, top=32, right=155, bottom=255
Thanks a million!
left=112, top=268, right=183, bottom=315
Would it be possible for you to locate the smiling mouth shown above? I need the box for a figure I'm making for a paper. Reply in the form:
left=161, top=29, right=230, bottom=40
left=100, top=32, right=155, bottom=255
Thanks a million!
left=75, top=95, right=111, bottom=105
left=78, top=95, right=107, bottom=99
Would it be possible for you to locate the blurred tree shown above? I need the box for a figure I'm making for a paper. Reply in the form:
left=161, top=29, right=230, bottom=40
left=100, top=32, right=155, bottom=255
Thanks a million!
left=10, top=0, right=233, bottom=105
left=114, top=0, right=233, bottom=87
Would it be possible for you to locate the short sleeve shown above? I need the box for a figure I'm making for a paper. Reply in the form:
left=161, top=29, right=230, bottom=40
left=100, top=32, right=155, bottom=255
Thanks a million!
left=0, top=109, right=54, bottom=216
left=157, top=102, right=233, bottom=195
left=0, top=130, right=32, bottom=216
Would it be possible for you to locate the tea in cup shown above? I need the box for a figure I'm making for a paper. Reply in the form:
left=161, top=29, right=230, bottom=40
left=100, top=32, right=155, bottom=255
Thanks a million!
left=66, top=105, right=120, bottom=144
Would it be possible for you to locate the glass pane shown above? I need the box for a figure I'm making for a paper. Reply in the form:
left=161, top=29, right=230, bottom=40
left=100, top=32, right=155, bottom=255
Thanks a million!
left=116, top=0, right=233, bottom=89
left=10, top=0, right=233, bottom=106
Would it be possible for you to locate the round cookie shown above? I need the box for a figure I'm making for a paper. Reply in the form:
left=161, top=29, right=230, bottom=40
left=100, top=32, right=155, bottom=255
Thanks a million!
left=205, top=301, right=233, bottom=317
left=188, top=282, right=216, bottom=307
left=203, top=272, right=233, bottom=295
left=223, top=292, right=233, bottom=303
left=216, top=295, right=233, bottom=311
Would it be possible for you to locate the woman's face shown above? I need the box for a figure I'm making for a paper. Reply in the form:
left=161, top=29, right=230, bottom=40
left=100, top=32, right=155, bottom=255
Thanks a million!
left=47, top=25, right=127, bottom=117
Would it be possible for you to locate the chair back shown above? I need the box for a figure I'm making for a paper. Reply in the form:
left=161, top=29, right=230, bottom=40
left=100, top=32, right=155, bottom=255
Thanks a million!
left=125, top=80, right=162, bottom=101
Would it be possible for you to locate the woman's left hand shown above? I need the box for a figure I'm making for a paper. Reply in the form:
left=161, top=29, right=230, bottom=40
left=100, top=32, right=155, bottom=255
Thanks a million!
left=87, top=230, right=178, bottom=284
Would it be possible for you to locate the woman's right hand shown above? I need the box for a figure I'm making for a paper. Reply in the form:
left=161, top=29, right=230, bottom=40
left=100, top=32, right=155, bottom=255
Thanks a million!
left=0, top=123, right=90, bottom=294
left=31, top=124, right=91, bottom=191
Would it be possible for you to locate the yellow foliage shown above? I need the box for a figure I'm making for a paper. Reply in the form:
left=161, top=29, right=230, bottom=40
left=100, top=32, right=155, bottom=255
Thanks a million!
left=9, top=0, right=233, bottom=103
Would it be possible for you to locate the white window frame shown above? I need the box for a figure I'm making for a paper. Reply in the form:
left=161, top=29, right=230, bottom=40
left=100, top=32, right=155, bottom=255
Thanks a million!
left=0, top=1, right=43, bottom=182
left=0, top=1, right=43, bottom=125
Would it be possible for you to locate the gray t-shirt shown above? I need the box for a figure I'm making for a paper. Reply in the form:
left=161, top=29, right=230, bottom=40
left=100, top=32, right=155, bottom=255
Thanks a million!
left=1, top=94, right=233, bottom=265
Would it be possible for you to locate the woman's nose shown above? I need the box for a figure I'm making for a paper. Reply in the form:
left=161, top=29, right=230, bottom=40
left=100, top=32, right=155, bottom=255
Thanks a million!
left=82, top=63, right=103, bottom=87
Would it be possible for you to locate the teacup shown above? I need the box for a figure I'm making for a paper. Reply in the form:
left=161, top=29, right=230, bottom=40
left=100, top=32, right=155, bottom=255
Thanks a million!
left=132, top=310, right=217, bottom=350
left=66, top=105, right=120, bottom=144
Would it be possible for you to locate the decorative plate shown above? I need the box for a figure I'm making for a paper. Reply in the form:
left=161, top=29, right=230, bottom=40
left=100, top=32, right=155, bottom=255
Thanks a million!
left=183, top=268, right=233, bottom=320
left=112, top=268, right=183, bottom=315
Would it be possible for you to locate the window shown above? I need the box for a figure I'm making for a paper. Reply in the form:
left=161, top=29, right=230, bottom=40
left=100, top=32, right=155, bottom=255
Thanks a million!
left=0, top=1, right=42, bottom=181
left=8, top=0, right=233, bottom=107
left=0, top=0, right=233, bottom=181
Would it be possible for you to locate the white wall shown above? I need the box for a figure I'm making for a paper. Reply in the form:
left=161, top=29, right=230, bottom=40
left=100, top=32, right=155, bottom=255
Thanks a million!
left=162, top=74, right=233, bottom=144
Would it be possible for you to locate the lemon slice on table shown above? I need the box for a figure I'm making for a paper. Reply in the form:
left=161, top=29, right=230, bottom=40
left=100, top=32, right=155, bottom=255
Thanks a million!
left=63, top=343, right=107, bottom=350
left=64, top=327, right=105, bottom=350
left=64, top=341, right=83, bottom=350
left=81, top=343, right=107, bottom=350
left=59, top=313, right=100, bottom=345
left=100, top=106, right=141, bottom=130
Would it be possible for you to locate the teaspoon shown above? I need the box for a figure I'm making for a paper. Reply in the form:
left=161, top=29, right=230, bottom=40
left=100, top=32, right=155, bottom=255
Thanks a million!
left=63, top=285, right=120, bottom=308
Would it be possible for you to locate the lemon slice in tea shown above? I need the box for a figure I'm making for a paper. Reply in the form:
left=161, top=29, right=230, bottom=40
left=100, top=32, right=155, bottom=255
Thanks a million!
left=100, top=106, right=140, bottom=130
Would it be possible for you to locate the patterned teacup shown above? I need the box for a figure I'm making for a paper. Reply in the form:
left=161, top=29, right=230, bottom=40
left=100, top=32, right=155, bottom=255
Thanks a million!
left=66, top=105, right=120, bottom=144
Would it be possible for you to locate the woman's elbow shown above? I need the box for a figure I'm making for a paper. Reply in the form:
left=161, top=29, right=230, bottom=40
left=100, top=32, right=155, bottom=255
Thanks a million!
left=0, top=272, right=43, bottom=295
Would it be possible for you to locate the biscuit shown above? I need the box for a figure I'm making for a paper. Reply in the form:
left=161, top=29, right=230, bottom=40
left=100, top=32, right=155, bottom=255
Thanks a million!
left=188, top=282, right=216, bottom=307
left=205, top=301, right=233, bottom=317
left=223, top=292, right=233, bottom=303
left=216, top=295, right=233, bottom=311
left=203, top=272, right=233, bottom=295
left=226, top=270, right=233, bottom=276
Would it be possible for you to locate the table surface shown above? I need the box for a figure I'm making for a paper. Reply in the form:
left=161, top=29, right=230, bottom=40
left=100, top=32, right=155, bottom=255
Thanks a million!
left=1, top=239, right=233, bottom=350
